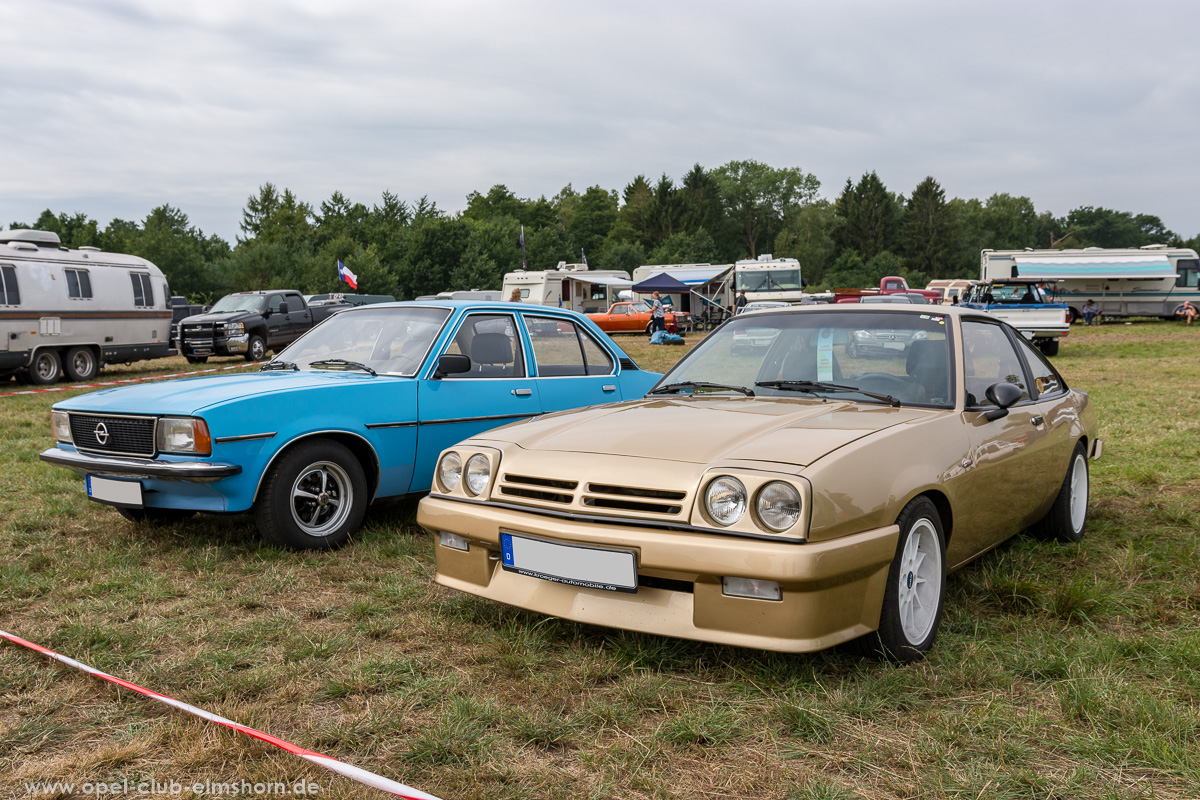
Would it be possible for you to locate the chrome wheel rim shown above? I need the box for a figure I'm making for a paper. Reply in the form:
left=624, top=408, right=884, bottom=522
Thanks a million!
left=898, top=518, right=941, bottom=643
left=71, top=350, right=94, bottom=377
left=36, top=354, right=57, bottom=380
left=289, top=460, right=353, bottom=537
left=250, top=339, right=265, bottom=359
left=1069, top=453, right=1088, bottom=533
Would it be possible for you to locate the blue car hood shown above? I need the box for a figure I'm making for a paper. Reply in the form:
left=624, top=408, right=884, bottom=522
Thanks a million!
left=55, top=371, right=389, bottom=415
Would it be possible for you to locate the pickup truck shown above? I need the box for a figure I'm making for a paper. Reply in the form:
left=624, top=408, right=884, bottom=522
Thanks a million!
left=959, top=279, right=1070, bottom=356
left=834, top=276, right=941, bottom=303
left=177, top=290, right=349, bottom=363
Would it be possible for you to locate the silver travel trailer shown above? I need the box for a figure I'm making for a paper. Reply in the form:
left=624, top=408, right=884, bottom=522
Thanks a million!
left=0, top=230, right=172, bottom=384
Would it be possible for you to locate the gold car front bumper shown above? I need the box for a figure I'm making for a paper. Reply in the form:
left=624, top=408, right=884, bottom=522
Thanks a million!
left=418, top=496, right=901, bottom=653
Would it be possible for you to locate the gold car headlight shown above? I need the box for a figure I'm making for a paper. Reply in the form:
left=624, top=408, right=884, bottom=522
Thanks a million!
left=437, top=451, right=462, bottom=493
left=51, top=410, right=73, bottom=443
left=755, top=481, right=802, bottom=532
left=705, top=476, right=747, bottom=526
left=464, top=454, right=492, bottom=496
left=156, top=417, right=212, bottom=455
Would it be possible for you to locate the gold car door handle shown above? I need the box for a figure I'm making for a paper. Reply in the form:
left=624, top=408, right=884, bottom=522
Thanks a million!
left=511, top=388, right=532, bottom=397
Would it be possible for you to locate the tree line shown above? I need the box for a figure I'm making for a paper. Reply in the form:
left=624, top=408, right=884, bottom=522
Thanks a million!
left=10, top=161, right=1196, bottom=302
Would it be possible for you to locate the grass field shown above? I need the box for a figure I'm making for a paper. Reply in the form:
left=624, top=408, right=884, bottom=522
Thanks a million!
left=2, top=322, right=1198, bottom=799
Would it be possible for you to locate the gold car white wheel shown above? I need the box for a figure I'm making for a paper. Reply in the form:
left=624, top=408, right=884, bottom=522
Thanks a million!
left=868, top=495, right=947, bottom=662
left=1068, top=452, right=1088, bottom=534
left=897, top=518, right=942, bottom=644
left=1031, top=442, right=1089, bottom=543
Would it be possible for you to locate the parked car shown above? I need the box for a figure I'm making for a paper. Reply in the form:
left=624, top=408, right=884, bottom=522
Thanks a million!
left=41, top=302, right=661, bottom=550
left=176, top=290, right=350, bottom=364
left=418, top=304, right=1100, bottom=661
left=587, top=301, right=684, bottom=334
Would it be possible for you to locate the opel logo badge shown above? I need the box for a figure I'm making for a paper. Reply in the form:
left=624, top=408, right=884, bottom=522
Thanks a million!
left=94, top=422, right=109, bottom=445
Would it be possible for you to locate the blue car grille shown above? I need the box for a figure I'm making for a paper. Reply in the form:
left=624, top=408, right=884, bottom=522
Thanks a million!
left=69, top=414, right=156, bottom=457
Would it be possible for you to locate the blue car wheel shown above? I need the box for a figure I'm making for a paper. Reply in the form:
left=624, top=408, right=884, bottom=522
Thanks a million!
left=255, top=439, right=368, bottom=550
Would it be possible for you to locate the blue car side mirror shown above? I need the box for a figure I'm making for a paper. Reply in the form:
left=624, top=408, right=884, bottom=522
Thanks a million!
left=433, top=354, right=471, bottom=379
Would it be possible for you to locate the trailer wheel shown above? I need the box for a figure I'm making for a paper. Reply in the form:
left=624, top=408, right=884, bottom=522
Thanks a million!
left=64, top=347, right=99, bottom=382
left=28, top=350, right=62, bottom=385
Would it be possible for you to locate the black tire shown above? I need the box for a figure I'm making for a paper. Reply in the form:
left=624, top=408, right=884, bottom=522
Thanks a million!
left=28, top=350, right=62, bottom=385
left=1038, top=338, right=1060, bottom=357
left=117, top=507, right=195, bottom=524
left=1031, top=442, right=1089, bottom=542
left=64, top=346, right=99, bottom=382
left=255, top=440, right=367, bottom=550
left=855, top=496, right=947, bottom=661
left=185, top=356, right=208, bottom=365
left=246, top=334, right=267, bottom=362
left=645, top=322, right=653, bottom=334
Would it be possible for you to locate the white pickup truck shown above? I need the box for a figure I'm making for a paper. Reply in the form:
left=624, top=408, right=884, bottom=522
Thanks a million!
left=959, top=279, right=1071, bottom=356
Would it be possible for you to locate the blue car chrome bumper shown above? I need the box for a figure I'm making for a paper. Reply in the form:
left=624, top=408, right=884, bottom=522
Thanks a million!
left=39, top=447, right=242, bottom=482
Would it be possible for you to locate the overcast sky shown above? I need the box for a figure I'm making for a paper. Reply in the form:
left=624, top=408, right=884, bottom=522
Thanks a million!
left=2, top=0, right=1198, bottom=244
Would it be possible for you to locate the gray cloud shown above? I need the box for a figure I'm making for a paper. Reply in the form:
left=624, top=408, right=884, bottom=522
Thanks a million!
left=2, top=0, right=1197, bottom=242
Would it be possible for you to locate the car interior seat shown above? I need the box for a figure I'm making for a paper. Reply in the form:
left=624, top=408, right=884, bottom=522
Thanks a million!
left=906, top=340, right=950, bottom=404
left=469, top=332, right=516, bottom=377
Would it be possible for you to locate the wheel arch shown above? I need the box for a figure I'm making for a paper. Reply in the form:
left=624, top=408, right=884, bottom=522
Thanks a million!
left=251, top=431, right=382, bottom=506
left=912, top=488, right=953, bottom=550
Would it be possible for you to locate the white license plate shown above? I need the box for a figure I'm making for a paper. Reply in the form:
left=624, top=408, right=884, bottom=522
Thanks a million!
left=500, top=532, right=637, bottom=593
left=884, top=341, right=905, bottom=350
left=86, top=475, right=144, bottom=507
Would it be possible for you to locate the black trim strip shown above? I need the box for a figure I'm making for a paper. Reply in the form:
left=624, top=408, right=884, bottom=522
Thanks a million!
left=430, top=494, right=807, bottom=544
left=213, top=432, right=276, bottom=444
left=421, top=413, right=538, bottom=427
left=364, top=421, right=418, bottom=429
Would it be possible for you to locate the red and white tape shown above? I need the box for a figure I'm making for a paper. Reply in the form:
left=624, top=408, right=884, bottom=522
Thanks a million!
left=0, top=362, right=264, bottom=399
left=0, top=629, right=443, bottom=800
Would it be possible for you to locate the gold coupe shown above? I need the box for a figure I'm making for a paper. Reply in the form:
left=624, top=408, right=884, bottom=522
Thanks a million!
left=418, top=305, right=1100, bottom=660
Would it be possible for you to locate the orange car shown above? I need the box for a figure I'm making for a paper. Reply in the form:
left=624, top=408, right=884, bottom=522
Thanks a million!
left=587, top=301, right=682, bottom=334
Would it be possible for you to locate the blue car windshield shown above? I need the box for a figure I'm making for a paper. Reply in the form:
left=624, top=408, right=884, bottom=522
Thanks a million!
left=275, top=306, right=452, bottom=376
left=660, top=310, right=954, bottom=407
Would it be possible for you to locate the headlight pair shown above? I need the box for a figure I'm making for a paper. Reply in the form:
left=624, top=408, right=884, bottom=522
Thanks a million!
left=437, top=451, right=492, bottom=496
left=704, top=476, right=802, bottom=532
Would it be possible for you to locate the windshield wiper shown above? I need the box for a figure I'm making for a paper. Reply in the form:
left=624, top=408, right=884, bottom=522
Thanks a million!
left=649, top=381, right=754, bottom=397
left=755, top=380, right=901, bottom=407
left=308, top=358, right=377, bottom=376
left=259, top=360, right=299, bottom=372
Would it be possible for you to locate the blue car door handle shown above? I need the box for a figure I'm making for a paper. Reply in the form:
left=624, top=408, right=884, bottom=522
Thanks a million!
left=511, top=388, right=533, bottom=397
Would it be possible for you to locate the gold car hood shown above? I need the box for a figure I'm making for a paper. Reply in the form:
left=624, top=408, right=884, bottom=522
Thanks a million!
left=477, top=397, right=934, bottom=467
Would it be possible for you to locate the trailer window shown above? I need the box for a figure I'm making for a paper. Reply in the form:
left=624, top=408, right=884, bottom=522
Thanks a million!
left=1176, top=259, right=1199, bottom=288
left=65, top=268, right=93, bottom=299
left=130, top=273, right=154, bottom=307
left=0, top=265, right=18, bottom=305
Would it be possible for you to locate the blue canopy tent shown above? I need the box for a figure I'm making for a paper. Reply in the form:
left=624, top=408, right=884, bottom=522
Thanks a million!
left=632, top=271, right=731, bottom=329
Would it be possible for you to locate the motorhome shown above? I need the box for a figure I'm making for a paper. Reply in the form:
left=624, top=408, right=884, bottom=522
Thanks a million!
left=733, top=255, right=805, bottom=303
left=502, top=263, right=632, bottom=314
left=981, top=246, right=1200, bottom=321
left=0, top=230, right=172, bottom=384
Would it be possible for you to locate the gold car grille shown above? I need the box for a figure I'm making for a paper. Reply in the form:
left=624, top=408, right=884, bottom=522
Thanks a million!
left=497, top=474, right=687, bottom=517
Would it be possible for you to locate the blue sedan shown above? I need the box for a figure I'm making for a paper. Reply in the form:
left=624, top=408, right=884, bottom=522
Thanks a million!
left=40, top=302, right=661, bottom=549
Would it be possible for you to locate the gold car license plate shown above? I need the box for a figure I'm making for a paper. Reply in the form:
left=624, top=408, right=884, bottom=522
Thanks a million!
left=500, top=532, right=637, bottom=593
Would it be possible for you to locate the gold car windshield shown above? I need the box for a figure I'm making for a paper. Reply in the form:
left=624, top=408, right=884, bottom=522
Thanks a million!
left=274, top=306, right=451, bottom=376
left=663, top=311, right=954, bottom=407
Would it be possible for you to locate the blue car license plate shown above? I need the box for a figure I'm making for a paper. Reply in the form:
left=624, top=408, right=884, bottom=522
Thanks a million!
left=86, top=474, right=144, bottom=508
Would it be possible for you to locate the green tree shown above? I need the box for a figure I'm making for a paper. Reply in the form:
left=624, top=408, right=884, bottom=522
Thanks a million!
left=647, top=229, right=720, bottom=266
left=138, top=205, right=228, bottom=300
left=240, top=183, right=315, bottom=248
left=774, top=200, right=836, bottom=285
left=713, top=160, right=820, bottom=259
left=1065, top=206, right=1177, bottom=248
left=567, top=185, right=618, bottom=263
left=619, top=175, right=655, bottom=249
left=900, top=177, right=957, bottom=278
left=834, top=172, right=898, bottom=261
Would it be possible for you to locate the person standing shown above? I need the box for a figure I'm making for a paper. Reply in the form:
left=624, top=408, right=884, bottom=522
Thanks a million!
left=650, top=292, right=666, bottom=334
left=735, top=290, right=748, bottom=312
left=509, top=288, right=522, bottom=302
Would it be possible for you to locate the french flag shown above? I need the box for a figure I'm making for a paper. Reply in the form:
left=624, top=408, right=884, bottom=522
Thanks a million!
left=337, top=259, right=358, bottom=290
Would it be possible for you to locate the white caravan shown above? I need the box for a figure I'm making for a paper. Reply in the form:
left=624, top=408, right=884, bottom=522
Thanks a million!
left=981, top=246, right=1200, bottom=321
left=502, top=263, right=632, bottom=314
left=0, top=230, right=172, bottom=384
left=733, top=255, right=805, bottom=304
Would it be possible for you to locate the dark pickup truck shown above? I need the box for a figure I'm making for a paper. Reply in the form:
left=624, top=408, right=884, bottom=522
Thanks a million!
left=176, top=290, right=349, bottom=363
